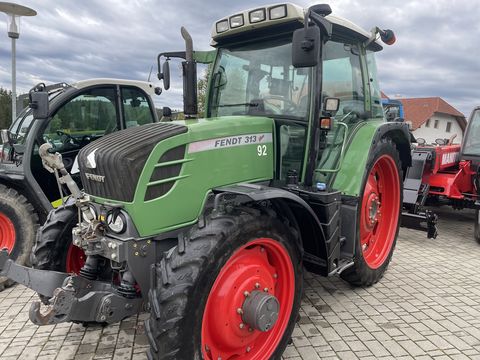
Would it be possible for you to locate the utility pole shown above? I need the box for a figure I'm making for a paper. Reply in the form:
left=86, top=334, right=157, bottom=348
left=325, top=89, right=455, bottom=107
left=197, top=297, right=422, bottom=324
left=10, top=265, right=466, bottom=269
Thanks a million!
left=0, top=2, right=36, bottom=124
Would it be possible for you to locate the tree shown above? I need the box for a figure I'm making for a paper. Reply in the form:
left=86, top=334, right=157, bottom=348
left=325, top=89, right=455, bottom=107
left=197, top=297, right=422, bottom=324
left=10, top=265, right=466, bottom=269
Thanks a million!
left=0, top=88, right=12, bottom=129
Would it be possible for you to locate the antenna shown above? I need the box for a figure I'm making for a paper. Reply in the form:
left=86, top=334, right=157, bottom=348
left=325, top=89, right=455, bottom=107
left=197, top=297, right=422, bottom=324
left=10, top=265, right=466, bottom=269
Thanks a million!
left=147, top=65, right=153, bottom=82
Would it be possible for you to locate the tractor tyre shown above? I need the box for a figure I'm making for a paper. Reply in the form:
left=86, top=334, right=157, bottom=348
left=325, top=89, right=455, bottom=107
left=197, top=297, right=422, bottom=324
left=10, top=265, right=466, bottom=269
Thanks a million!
left=0, top=184, right=39, bottom=291
left=475, top=210, right=480, bottom=244
left=341, top=138, right=402, bottom=287
left=31, top=200, right=86, bottom=304
left=145, top=208, right=303, bottom=360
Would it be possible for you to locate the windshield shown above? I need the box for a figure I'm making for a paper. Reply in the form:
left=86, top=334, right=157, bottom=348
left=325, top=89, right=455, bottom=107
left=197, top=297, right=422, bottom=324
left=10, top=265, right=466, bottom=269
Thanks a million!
left=209, top=38, right=311, bottom=120
left=463, top=109, right=480, bottom=156
left=7, top=109, right=34, bottom=145
left=5, top=86, right=68, bottom=145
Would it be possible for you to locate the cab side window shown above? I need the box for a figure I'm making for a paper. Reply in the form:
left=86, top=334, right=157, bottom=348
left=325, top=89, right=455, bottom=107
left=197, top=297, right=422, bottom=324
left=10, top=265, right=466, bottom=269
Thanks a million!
left=121, top=87, right=155, bottom=128
left=43, top=87, right=117, bottom=152
left=322, top=41, right=364, bottom=116
left=366, top=51, right=384, bottom=118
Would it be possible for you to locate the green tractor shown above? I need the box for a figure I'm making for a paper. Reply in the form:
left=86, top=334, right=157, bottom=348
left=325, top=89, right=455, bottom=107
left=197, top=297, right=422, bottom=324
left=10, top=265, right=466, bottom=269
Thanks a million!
left=0, top=3, right=411, bottom=359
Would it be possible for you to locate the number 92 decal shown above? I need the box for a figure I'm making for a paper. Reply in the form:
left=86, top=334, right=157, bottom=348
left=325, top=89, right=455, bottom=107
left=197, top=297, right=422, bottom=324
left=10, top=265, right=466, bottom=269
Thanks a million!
left=257, top=145, right=267, bottom=156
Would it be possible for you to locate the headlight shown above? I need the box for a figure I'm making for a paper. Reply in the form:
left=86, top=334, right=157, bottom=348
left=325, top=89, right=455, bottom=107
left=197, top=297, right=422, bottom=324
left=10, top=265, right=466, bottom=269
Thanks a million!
left=106, top=212, right=127, bottom=234
left=249, top=9, right=266, bottom=23
left=82, top=205, right=97, bottom=223
left=229, top=14, right=244, bottom=28
left=216, top=19, right=229, bottom=33
left=269, top=5, right=287, bottom=20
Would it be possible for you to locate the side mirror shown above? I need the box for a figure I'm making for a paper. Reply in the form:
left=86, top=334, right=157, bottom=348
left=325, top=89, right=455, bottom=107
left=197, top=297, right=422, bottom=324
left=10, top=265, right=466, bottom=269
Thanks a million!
left=162, top=106, right=172, bottom=117
left=0, top=129, right=10, bottom=144
left=324, top=97, right=340, bottom=113
left=160, top=60, right=170, bottom=90
left=29, top=91, right=49, bottom=119
left=292, top=26, right=320, bottom=68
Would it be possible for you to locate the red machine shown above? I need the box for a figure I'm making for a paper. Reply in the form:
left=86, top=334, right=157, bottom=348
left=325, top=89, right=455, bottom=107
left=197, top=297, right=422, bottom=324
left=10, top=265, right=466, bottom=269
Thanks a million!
left=403, top=106, right=480, bottom=241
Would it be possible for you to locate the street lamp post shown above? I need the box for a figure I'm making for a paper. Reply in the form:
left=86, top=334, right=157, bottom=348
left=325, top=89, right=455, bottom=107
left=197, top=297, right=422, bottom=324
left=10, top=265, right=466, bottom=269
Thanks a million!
left=0, top=2, right=36, bottom=124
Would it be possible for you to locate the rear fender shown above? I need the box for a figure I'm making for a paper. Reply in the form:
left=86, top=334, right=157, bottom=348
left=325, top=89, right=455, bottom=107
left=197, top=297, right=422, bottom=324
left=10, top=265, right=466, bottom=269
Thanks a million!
left=334, top=121, right=411, bottom=197
left=0, top=175, right=48, bottom=222
left=375, top=124, right=412, bottom=172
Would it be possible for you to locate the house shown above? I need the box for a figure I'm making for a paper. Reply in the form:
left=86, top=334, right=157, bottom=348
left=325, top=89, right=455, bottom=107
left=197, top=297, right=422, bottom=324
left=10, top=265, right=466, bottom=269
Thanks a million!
left=399, top=97, right=466, bottom=144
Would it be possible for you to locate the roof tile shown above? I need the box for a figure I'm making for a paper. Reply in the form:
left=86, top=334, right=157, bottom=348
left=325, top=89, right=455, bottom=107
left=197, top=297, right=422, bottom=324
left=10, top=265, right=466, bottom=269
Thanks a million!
left=399, top=97, right=466, bottom=130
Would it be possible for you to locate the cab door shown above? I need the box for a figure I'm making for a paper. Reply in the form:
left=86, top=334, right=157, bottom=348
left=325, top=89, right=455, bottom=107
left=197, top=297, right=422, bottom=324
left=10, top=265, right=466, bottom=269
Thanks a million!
left=32, top=85, right=156, bottom=204
left=119, top=86, right=157, bottom=129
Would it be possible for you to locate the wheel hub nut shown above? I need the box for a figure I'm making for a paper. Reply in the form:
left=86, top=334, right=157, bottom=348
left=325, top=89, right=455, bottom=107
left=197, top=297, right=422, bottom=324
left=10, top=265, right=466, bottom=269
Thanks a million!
left=241, top=290, right=279, bottom=332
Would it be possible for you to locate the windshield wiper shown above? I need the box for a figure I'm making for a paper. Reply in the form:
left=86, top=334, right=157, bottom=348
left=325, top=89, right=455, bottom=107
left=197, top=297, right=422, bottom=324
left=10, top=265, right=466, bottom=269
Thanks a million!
left=217, top=102, right=260, bottom=108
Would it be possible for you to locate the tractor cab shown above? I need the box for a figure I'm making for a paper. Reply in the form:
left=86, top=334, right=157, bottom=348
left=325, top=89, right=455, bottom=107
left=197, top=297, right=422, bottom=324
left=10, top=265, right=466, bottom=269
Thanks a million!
left=0, top=79, right=160, bottom=219
left=461, top=106, right=480, bottom=163
left=202, top=4, right=402, bottom=188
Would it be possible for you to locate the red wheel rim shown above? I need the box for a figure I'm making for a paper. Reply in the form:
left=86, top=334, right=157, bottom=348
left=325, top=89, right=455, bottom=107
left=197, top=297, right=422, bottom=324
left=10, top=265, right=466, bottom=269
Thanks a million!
left=201, top=238, right=295, bottom=359
left=66, top=244, right=86, bottom=274
left=0, top=211, right=15, bottom=253
left=360, top=155, right=400, bottom=269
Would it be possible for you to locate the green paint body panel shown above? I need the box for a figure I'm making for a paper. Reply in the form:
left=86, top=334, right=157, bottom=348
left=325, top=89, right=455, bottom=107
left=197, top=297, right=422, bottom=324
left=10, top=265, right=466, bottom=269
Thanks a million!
left=332, top=120, right=384, bottom=197
left=93, top=116, right=274, bottom=237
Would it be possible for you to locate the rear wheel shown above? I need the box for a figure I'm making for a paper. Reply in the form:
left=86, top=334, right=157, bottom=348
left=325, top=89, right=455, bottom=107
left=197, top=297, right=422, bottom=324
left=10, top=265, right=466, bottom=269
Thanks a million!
left=145, top=208, right=303, bottom=360
left=31, top=201, right=85, bottom=303
left=0, top=184, right=39, bottom=290
left=475, top=210, right=480, bottom=244
left=341, top=138, right=402, bottom=286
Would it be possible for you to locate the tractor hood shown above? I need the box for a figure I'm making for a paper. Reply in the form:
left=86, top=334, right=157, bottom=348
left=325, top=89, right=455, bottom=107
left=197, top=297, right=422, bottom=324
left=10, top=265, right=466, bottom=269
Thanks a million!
left=78, top=116, right=274, bottom=235
left=78, top=122, right=188, bottom=203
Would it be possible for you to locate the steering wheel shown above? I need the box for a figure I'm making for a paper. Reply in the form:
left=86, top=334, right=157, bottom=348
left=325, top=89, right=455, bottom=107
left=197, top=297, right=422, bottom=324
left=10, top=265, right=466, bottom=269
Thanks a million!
left=56, top=130, right=80, bottom=146
left=81, top=135, right=92, bottom=143
left=261, top=95, right=298, bottom=114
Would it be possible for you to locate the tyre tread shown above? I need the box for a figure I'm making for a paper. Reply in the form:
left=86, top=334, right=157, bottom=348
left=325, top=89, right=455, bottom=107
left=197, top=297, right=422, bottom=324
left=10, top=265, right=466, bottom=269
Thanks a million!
left=145, top=207, right=302, bottom=360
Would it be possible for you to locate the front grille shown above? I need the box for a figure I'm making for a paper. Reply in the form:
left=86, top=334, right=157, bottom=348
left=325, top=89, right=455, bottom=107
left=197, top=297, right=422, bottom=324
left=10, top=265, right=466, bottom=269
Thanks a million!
left=145, top=145, right=186, bottom=201
left=78, top=123, right=187, bottom=202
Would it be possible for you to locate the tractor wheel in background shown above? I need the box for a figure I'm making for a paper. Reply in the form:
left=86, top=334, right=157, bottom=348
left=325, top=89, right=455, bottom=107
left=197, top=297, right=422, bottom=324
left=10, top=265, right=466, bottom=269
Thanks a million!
left=0, top=184, right=39, bottom=291
left=341, top=138, right=402, bottom=286
left=31, top=201, right=85, bottom=304
left=145, top=208, right=303, bottom=360
left=475, top=210, right=480, bottom=244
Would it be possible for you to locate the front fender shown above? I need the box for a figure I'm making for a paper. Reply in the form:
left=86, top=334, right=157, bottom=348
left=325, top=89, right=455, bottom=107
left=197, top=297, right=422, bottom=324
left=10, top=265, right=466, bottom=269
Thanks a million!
left=213, top=183, right=334, bottom=275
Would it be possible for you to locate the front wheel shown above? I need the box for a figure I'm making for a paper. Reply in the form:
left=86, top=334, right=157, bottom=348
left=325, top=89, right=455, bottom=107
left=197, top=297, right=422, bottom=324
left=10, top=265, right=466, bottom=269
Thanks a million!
left=0, top=184, right=39, bottom=290
left=31, top=201, right=86, bottom=304
left=145, top=208, right=303, bottom=360
left=341, top=138, right=402, bottom=286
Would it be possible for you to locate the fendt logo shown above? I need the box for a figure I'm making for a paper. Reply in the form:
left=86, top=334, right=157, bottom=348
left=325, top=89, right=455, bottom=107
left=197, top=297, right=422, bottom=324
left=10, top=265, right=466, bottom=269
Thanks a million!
left=86, top=149, right=98, bottom=169
left=85, top=173, right=105, bottom=183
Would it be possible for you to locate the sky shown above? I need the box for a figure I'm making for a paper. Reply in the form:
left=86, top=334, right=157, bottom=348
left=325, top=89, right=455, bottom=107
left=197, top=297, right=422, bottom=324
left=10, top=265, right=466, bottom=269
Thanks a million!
left=0, top=0, right=479, bottom=117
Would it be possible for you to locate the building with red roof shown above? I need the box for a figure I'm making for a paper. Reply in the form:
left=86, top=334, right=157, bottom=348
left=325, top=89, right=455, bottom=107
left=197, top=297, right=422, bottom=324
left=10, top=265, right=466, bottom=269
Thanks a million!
left=399, top=97, right=466, bottom=144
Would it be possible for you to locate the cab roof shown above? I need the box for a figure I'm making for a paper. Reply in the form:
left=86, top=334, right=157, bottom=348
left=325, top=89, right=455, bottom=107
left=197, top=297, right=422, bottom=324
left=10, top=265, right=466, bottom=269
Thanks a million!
left=211, top=3, right=382, bottom=50
left=72, top=78, right=158, bottom=97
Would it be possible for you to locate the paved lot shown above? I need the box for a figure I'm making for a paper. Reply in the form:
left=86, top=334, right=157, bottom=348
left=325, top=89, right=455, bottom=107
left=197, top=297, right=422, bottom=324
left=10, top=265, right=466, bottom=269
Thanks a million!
left=1, top=206, right=480, bottom=359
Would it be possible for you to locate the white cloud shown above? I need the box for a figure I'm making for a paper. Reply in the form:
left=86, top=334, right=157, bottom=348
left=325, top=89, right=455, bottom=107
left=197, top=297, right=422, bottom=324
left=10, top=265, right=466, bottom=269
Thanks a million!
left=0, top=0, right=478, bottom=115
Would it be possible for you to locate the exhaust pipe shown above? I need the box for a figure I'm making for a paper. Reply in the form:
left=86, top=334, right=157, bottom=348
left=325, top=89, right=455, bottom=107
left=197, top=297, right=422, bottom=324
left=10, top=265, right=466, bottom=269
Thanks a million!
left=181, top=26, right=193, bottom=62
left=181, top=27, right=197, bottom=116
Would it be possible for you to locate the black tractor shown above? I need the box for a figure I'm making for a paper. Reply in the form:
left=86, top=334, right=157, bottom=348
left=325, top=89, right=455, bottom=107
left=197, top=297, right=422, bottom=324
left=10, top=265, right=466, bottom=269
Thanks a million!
left=0, top=79, right=160, bottom=289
